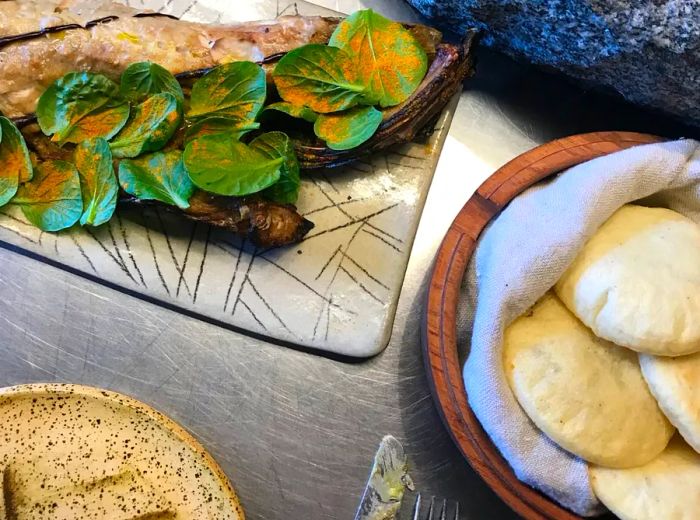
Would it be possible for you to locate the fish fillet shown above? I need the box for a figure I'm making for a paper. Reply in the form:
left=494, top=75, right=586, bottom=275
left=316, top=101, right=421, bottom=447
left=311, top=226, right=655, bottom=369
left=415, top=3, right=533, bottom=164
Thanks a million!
left=0, top=0, right=338, bottom=117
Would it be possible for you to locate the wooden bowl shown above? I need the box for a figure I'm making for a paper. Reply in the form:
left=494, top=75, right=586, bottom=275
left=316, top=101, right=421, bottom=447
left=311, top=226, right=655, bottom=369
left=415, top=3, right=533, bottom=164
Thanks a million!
left=422, top=131, right=664, bottom=519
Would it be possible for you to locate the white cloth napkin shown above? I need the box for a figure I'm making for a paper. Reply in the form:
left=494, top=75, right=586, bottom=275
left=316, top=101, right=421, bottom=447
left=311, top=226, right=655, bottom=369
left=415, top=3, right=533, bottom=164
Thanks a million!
left=459, top=139, right=700, bottom=516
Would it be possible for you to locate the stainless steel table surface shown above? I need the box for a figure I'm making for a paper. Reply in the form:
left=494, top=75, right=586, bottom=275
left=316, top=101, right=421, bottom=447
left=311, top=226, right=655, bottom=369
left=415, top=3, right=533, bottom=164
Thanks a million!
left=1, top=3, right=698, bottom=519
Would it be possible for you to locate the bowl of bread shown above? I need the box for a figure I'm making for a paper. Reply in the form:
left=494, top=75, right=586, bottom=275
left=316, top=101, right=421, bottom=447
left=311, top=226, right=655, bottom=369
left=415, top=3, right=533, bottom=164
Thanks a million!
left=424, top=131, right=700, bottom=519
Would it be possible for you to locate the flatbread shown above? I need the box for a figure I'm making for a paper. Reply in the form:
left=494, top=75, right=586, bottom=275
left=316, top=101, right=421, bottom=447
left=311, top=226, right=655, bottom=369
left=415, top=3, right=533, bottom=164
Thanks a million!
left=640, top=351, right=700, bottom=453
left=504, top=293, right=674, bottom=468
left=590, top=436, right=700, bottom=520
left=556, top=204, right=700, bottom=356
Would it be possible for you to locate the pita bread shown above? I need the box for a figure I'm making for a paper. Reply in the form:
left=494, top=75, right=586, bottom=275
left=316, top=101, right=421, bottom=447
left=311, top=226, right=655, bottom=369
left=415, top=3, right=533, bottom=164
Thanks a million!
left=590, top=436, right=700, bottom=520
left=504, top=293, right=674, bottom=468
left=640, top=352, right=700, bottom=453
left=556, top=205, right=700, bottom=356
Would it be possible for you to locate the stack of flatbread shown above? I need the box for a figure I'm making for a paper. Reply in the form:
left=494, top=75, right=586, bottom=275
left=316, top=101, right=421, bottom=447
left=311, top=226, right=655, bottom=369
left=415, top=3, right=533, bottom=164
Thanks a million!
left=504, top=204, right=700, bottom=520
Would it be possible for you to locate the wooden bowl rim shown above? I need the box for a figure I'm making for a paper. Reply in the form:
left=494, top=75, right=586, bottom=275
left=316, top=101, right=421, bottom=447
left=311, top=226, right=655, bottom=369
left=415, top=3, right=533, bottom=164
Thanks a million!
left=422, top=131, right=665, bottom=519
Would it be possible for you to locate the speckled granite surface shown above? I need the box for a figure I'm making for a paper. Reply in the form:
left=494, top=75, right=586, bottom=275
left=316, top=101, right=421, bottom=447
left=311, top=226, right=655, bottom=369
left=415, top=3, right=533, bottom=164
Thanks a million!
left=407, top=0, right=700, bottom=124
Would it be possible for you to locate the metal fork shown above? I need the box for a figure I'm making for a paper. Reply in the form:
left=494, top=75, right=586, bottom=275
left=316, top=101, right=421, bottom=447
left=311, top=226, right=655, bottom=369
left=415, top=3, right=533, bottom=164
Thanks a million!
left=411, top=493, right=460, bottom=520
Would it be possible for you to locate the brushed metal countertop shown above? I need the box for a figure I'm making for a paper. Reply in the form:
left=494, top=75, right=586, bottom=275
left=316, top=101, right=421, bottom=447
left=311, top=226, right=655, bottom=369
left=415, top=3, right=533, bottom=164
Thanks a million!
left=0, top=1, right=697, bottom=518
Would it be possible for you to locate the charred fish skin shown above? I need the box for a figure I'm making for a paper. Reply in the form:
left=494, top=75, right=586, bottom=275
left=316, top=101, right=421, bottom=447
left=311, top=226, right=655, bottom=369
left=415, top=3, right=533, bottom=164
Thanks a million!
left=122, top=192, right=315, bottom=248
left=0, top=0, right=338, bottom=118
left=20, top=125, right=314, bottom=247
left=184, top=192, right=314, bottom=247
left=295, top=30, right=479, bottom=169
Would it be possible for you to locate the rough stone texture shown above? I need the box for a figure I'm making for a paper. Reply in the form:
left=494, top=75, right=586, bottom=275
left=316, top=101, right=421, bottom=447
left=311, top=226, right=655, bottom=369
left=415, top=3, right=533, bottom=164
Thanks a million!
left=407, top=0, right=700, bottom=124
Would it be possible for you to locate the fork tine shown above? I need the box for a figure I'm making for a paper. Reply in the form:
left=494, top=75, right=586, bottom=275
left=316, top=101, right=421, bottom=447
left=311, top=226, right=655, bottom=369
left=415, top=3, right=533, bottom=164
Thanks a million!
left=412, top=493, right=422, bottom=520
left=439, top=498, right=447, bottom=520
left=426, top=496, right=436, bottom=520
left=453, top=501, right=460, bottom=520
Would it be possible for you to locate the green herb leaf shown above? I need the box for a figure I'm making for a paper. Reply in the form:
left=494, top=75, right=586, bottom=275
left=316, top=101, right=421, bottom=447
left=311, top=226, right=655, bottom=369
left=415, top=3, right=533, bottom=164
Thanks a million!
left=60, top=103, right=131, bottom=144
left=110, top=92, right=182, bottom=158
left=37, top=72, right=126, bottom=143
left=74, top=138, right=118, bottom=226
left=273, top=44, right=366, bottom=114
left=183, top=133, right=283, bottom=196
left=120, top=61, right=185, bottom=105
left=187, top=62, right=266, bottom=123
left=314, top=105, right=382, bottom=150
left=184, top=117, right=260, bottom=146
left=261, top=102, right=318, bottom=123
left=329, top=9, right=428, bottom=108
left=252, top=132, right=301, bottom=204
left=13, top=160, right=82, bottom=231
left=118, top=150, right=193, bottom=209
left=0, top=117, right=33, bottom=206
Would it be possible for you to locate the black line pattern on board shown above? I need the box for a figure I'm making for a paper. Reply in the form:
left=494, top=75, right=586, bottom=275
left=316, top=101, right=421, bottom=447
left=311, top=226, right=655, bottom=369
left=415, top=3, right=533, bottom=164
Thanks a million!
left=155, top=208, right=190, bottom=297
left=222, top=238, right=246, bottom=312
left=178, top=0, right=199, bottom=19
left=246, top=277, right=292, bottom=334
left=176, top=222, right=197, bottom=297
left=365, top=221, right=404, bottom=244
left=362, top=228, right=403, bottom=253
left=116, top=213, right=146, bottom=287
left=231, top=251, right=258, bottom=317
left=302, top=197, right=369, bottom=217
left=302, top=204, right=399, bottom=242
left=0, top=223, right=39, bottom=245
left=315, top=245, right=341, bottom=281
left=140, top=208, right=170, bottom=295
left=240, top=299, right=267, bottom=331
left=192, top=226, right=211, bottom=304
left=106, top=223, right=137, bottom=284
left=69, top=234, right=98, bottom=274
left=0, top=0, right=439, bottom=349
left=277, top=0, right=299, bottom=17
left=339, top=249, right=391, bottom=291
left=83, top=227, right=137, bottom=284
left=325, top=297, right=332, bottom=341
left=256, top=253, right=352, bottom=313
left=339, top=266, right=383, bottom=305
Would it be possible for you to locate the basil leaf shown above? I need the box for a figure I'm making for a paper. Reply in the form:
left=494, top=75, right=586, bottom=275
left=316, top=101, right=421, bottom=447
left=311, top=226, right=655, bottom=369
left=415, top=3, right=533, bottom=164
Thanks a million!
left=329, top=9, right=428, bottom=108
left=60, top=103, right=131, bottom=144
left=74, top=138, right=118, bottom=226
left=118, top=151, right=193, bottom=209
left=314, top=106, right=382, bottom=151
left=187, top=62, right=266, bottom=123
left=13, top=160, right=82, bottom=231
left=261, top=102, right=318, bottom=123
left=273, top=44, right=366, bottom=114
left=183, top=133, right=283, bottom=196
left=110, top=92, right=182, bottom=158
left=37, top=72, right=125, bottom=143
left=120, top=61, right=185, bottom=105
left=0, top=117, right=32, bottom=206
left=252, top=132, right=301, bottom=204
left=184, top=117, right=260, bottom=146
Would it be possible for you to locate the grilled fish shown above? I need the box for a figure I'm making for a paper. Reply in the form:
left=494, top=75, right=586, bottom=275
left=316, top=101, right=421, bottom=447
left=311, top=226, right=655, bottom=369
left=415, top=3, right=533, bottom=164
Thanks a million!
left=0, top=1, right=476, bottom=167
left=0, top=0, right=338, bottom=118
left=1, top=1, right=476, bottom=246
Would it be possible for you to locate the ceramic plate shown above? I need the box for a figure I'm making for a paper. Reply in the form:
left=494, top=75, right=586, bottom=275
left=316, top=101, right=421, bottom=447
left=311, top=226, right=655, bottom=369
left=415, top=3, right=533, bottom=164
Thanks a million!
left=0, top=0, right=461, bottom=358
left=0, top=383, right=243, bottom=519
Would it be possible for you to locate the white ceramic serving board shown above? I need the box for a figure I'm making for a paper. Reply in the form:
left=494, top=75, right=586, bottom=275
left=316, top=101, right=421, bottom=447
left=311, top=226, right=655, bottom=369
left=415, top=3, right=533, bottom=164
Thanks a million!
left=0, top=0, right=457, bottom=357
